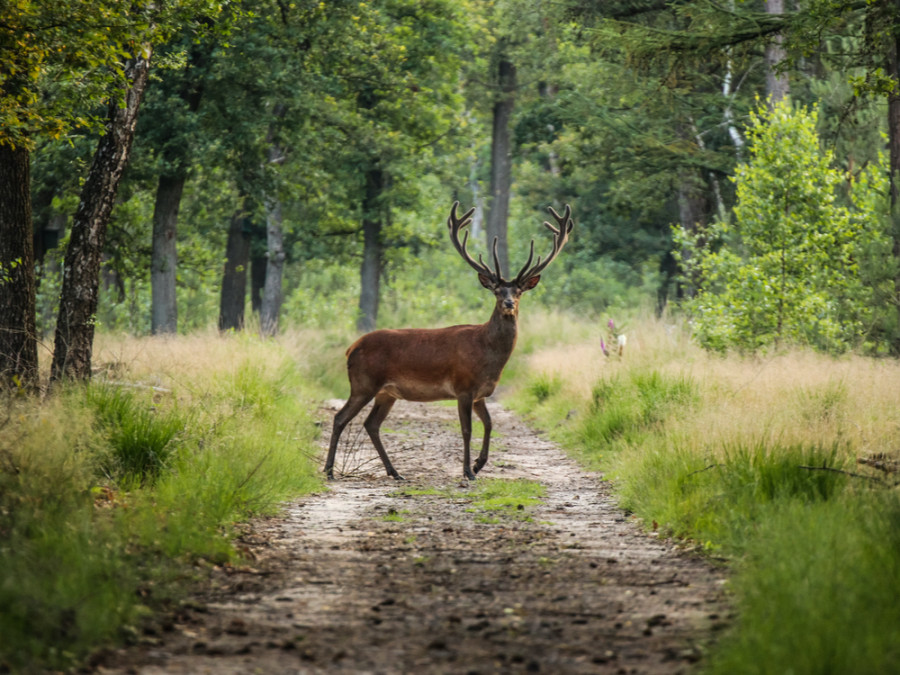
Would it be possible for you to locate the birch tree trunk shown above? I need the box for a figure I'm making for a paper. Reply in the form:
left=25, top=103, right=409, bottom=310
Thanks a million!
left=765, top=0, right=790, bottom=107
left=51, top=49, right=152, bottom=381
left=149, top=43, right=207, bottom=335
left=260, top=107, right=286, bottom=337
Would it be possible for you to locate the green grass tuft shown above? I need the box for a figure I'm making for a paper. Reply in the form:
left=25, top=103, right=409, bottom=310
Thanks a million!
left=465, top=478, right=546, bottom=520
left=527, top=372, right=562, bottom=403
left=85, top=385, right=185, bottom=482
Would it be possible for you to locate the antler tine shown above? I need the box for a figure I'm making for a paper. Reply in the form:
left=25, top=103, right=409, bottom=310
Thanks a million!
left=491, top=236, right=503, bottom=279
left=514, top=204, right=573, bottom=285
left=514, top=239, right=536, bottom=281
left=546, top=204, right=573, bottom=234
left=447, top=201, right=496, bottom=279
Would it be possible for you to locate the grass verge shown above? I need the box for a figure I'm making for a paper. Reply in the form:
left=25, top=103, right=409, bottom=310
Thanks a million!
left=0, top=331, right=325, bottom=672
left=504, top=314, right=900, bottom=674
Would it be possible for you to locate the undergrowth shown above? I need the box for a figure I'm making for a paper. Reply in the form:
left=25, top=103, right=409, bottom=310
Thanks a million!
left=505, top=315, right=900, bottom=675
left=0, top=333, right=324, bottom=672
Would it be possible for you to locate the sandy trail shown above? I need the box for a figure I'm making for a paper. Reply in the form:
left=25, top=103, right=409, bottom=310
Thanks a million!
left=97, top=400, right=728, bottom=674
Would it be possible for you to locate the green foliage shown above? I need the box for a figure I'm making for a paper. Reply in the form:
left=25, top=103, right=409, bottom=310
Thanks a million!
left=0, top=0, right=222, bottom=150
left=0, top=395, right=137, bottom=671
left=676, top=102, right=893, bottom=353
left=0, top=342, right=322, bottom=672
left=614, top=440, right=849, bottom=551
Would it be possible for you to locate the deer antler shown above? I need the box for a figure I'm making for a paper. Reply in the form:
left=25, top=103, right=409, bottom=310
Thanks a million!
left=447, top=201, right=502, bottom=282
left=514, top=204, right=573, bottom=285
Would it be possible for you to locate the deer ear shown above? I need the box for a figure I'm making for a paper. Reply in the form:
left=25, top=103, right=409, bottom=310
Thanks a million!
left=478, top=274, right=494, bottom=290
left=521, top=275, right=541, bottom=291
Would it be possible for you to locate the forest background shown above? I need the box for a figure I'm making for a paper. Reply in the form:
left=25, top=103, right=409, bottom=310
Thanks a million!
left=2, top=0, right=900, bottom=673
left=3, top=0, right=900, bottom=382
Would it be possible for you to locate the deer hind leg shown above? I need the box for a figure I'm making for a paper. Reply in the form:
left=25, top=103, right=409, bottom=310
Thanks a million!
left=458, top=395, right=476, bottom=480
left=325, top=393, right=374, bottom=479
left=472, top=399, right=492, bottom=474
left=363, top=393, right=402, bottom=480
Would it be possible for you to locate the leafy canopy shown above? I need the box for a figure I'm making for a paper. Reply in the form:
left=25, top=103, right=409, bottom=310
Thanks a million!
left=0, top=0, right=221, bottom=150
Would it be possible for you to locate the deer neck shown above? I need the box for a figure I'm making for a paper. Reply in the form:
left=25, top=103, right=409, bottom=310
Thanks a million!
left=485, top=306, right=519, bottom=356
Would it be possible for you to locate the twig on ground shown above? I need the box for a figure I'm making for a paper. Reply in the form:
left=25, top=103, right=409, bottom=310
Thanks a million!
left=686, top=463, right=720, bottom=477
left=798, top=464, right=885, bottom=484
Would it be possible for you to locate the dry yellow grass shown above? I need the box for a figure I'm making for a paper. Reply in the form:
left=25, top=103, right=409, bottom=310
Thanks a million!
left=37, top=316, right=900, bottom=467
left=519, top=314, right=900, bottom=462
left=87, top=329, right=332, bottom=384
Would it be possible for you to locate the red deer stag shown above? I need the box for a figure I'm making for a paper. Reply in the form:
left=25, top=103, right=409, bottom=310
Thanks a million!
left=324, top=201, right=573, bottom=481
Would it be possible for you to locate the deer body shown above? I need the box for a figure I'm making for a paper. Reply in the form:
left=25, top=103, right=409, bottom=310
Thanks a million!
left=325, top=202, right=572, bottom=481
left=347, top=320, right=515, bottom=403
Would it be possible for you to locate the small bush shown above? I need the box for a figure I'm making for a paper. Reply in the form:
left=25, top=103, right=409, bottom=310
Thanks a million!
left=528, top=372, right=562, bottom=403
left=85, top=385, right=185, bottom=482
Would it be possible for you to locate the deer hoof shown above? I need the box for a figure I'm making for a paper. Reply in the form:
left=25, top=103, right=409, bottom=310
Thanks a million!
left=464, top=467, right=476, bottom=481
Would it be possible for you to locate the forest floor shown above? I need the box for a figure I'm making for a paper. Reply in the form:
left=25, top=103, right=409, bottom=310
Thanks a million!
left=95, top=400, right=730, bottom=675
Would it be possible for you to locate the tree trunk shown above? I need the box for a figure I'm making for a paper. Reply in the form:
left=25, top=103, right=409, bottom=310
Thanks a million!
left=539, top=81, right=561, bottom=177
left=0, top=144, right=38, bottom=390
left=148, top=42, right=207, bottom=335
left=764, top=0, right=790, bottom=107
left=251, top=252, right=266, bottom=314
left=886, top=18, right=900, bottom=354
left=357, top=168, right=383, bottom=333
left=51, top=49, right=152, bottom=382
left=259, top=109, right=286, bottom=337
left=219, top=208, right=251, bottom=331
left=487, top=56, right=516, bottom=277
left=677, top=169, right=709, bottom=299
left=150, top=172, right=183, bottom=334
left=261, top=194, right=285, bottom=337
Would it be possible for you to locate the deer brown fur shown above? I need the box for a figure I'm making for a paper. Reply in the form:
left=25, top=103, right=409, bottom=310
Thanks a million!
left=324, top=201, right=573, bottom=481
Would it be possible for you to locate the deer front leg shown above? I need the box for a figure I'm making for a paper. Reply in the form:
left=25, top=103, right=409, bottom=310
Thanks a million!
left=458, top=395, right=476, bottom=480
left=472, top=399, right=491, bottom=474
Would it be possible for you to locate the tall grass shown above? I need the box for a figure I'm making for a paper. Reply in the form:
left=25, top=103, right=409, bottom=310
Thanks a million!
left=706, top=492, right=900, bottom=674
left=0, top=331, right=325, bottom=672
left=505, top=313, right=900, bottom=674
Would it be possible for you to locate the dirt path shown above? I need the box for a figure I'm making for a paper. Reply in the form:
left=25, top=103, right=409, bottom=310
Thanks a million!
left=97, top=401, right=729, bottom=674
